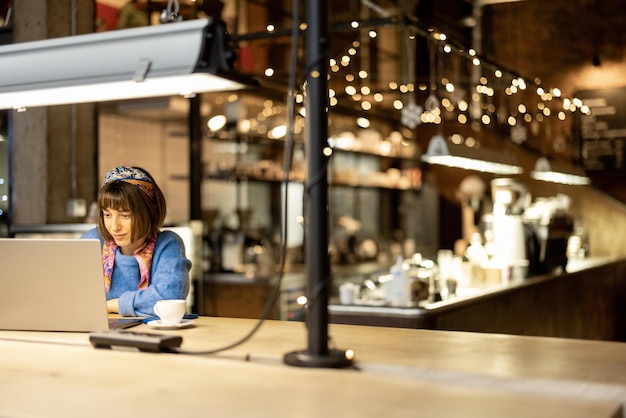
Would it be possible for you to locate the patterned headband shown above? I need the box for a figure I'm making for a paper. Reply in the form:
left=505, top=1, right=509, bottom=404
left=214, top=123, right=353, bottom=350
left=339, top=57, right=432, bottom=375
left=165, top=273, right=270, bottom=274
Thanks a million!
left=102, top=166, right=155, bottom=198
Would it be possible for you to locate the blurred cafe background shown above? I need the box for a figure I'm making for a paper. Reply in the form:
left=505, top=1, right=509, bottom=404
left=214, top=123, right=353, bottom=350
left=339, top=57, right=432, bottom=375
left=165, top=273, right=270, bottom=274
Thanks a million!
left=1, top=0, right=626, bottom=339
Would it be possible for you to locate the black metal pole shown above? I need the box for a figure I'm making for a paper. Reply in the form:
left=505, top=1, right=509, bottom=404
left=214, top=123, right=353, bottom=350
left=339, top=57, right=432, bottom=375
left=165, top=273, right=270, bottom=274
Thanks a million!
left=305, top=0, right=330, bottom=358
left=283, top=0, right=353, bottom=368
left=188, top=95, right=203, bottom=315
left=189, top=95, right=202, bottom=221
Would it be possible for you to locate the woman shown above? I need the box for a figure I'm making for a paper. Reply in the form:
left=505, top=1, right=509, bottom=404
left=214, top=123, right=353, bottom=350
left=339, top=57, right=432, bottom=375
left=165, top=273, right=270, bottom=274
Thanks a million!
left=82, top=166, right=191, bottom=316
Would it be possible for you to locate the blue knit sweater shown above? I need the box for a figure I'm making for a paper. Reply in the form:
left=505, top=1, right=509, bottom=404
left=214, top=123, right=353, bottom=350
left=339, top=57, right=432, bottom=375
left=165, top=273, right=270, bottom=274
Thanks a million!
left=81, top=228, right=192, bottom=317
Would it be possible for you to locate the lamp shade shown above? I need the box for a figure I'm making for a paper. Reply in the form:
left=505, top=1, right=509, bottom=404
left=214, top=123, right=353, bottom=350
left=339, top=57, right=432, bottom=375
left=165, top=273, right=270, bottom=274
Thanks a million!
left=530, top=157, right=591, bottom=185
left=0, top=18, right=257, bottom=109
left=421, top=134, right=523, bottom=175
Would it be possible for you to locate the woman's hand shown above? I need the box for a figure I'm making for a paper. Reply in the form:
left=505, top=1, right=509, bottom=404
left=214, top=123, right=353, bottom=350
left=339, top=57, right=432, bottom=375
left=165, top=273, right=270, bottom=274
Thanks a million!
left=106, top=298, right=120, bottom=314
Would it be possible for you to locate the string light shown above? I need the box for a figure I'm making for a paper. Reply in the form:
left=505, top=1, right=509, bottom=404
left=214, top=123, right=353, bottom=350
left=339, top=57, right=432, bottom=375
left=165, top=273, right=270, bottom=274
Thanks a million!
left=235, top=17, right=592, bottom=149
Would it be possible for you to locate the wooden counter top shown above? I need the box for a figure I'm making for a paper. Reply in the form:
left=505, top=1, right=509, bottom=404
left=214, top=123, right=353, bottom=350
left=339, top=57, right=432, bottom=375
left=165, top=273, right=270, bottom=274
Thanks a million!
left=330, top=257, right=626, bottom=341
left=1, top=317, right=625, bottom=417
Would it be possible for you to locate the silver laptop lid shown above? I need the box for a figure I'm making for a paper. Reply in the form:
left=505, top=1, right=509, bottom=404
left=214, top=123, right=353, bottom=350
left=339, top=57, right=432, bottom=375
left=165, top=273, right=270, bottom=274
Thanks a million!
left=0, top=238, right=110, bottom=332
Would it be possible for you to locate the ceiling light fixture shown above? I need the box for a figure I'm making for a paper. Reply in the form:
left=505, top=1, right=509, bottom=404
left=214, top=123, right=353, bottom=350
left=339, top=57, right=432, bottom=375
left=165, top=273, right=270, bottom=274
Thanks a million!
left=421, top=134, right=523, bottom=175
left=530, top=157, right=591, bottom=186
left=0, top=18, right=257, bottom=110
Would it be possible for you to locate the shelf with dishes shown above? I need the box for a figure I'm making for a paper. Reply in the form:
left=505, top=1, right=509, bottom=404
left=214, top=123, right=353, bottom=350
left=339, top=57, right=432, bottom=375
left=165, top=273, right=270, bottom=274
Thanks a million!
left=205, top=130, right=419, bottom=161
left=172, top=132, right=423, bottom=191
left=170, top=159, right=421, bottom=191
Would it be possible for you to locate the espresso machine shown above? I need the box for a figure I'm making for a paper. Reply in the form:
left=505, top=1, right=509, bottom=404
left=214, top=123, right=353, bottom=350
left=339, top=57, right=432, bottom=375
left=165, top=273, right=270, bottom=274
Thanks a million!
left=523, top=195, right=574, bottom=275
left=489, top=178, right=531, bottom=276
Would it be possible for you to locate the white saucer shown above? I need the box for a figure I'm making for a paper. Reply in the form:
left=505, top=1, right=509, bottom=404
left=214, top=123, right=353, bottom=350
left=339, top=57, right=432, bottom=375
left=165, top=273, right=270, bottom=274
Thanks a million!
left=146, top=319, right=195, bottom=330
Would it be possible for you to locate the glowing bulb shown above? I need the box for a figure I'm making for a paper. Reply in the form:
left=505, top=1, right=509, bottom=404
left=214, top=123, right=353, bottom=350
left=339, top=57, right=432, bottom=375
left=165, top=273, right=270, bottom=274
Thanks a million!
left=269, top=125, right=287, bottom=139
left=207, top=115, right=227, bottom=131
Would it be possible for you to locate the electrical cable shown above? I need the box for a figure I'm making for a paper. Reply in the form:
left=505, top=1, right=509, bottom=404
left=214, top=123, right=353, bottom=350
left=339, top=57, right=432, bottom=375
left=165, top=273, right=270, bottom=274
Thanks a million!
left=360, top=0, right=391, bottom=18
left=172, top=0, right=301, bottom=356
left=0, top=336, right=87, bottom=348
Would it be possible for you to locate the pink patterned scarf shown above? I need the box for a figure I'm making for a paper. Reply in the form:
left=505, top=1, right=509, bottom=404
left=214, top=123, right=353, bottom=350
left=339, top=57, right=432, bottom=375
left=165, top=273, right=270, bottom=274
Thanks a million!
left=102, top=235, right=157, bottom=292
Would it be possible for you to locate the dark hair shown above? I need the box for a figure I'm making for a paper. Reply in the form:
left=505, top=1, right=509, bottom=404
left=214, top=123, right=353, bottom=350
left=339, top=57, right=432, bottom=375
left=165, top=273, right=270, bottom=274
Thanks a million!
left=96, top=167, right=166, bottom=243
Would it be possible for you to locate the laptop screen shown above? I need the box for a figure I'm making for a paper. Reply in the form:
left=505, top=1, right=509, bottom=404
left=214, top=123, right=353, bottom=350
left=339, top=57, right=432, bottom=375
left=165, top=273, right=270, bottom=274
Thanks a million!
left=0, top=238, right=115, bottom=332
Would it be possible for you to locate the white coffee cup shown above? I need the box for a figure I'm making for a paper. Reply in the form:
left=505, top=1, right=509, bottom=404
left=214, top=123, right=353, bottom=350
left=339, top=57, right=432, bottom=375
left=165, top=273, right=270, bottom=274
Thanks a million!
left=153, top=299, right=186, bottom=324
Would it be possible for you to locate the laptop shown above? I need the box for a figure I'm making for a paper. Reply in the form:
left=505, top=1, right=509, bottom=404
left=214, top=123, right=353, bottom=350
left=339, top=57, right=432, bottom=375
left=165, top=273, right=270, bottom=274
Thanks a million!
left=0, top=238, right=143, bottom=332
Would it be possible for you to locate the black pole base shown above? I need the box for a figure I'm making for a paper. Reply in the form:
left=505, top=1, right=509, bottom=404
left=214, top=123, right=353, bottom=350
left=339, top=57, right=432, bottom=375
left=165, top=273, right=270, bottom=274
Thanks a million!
left=283, top=349, right=354, bottom=369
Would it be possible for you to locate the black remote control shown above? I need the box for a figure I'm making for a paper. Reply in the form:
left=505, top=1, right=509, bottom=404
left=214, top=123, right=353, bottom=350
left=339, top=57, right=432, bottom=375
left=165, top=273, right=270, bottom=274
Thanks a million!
left=89, top=330, right=183, bottom=353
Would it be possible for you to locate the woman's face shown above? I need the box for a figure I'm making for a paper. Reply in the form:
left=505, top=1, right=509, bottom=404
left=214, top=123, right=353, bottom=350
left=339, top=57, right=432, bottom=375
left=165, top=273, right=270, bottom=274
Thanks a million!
left=102, top=207, right=145, bottom=255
